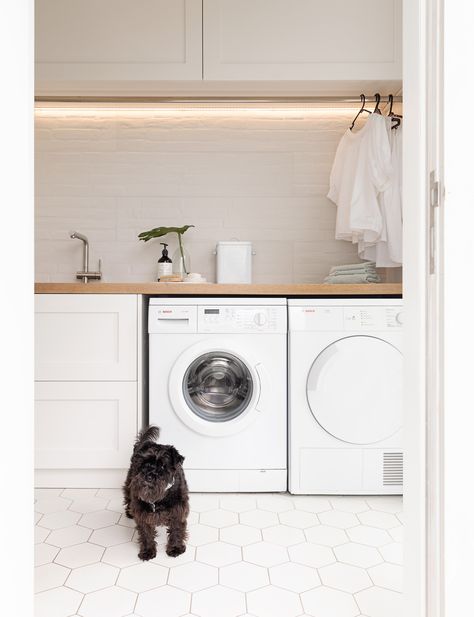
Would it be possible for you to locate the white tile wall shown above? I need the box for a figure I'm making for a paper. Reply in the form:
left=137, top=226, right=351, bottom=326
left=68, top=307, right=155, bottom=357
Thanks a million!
left=35, top=109, right=363, bottom=283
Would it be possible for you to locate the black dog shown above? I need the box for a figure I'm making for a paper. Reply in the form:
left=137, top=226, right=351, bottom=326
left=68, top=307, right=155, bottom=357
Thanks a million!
left=123, top=425, right=189, bottom=561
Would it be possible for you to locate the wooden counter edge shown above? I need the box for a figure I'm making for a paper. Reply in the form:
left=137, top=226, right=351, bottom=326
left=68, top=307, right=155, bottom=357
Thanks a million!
left=35, top=282, right=402, bottom=296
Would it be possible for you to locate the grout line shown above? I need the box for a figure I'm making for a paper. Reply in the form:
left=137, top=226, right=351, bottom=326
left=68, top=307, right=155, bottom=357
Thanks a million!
left=352, top=589, right=363, bottom=614
left=243, top=587, right=249, bottom=614
left=63, top=580, right=117, bottom=595
left=130, top=590, right=139, bottom=615
left=75, top=591, right=86, bottom=616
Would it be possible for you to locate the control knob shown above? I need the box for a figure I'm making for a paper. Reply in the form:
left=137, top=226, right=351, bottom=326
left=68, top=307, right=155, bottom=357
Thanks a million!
left=254, top=312, right=267, bottom=326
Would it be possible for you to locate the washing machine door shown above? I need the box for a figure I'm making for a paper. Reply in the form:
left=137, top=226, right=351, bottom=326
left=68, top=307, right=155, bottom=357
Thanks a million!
left=183, top=352, right=253, bottom=422
left=169, top=340, right=263, bottom=437
left=307, top=335, right=402, bottom=445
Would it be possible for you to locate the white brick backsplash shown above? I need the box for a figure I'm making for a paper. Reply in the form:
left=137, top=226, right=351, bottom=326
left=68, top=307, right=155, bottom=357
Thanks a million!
left=35, top=110, right=366, bottom=283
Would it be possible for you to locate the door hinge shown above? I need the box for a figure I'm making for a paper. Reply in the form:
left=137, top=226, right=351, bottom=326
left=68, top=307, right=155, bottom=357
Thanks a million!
left=430, top=172, right=440, bottom=209
left=429, top=171, right=440, bottom=274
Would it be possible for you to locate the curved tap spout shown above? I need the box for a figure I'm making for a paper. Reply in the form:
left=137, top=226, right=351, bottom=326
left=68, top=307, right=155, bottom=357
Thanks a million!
left=69, top=231, right=101, bottom=283
left=69, top=230, right=88, bottom=243
left=69, top=230, right=89, bottom=274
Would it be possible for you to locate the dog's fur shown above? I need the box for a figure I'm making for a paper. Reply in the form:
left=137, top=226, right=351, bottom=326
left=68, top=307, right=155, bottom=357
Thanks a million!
left=123, top=425, right=189, bottom=561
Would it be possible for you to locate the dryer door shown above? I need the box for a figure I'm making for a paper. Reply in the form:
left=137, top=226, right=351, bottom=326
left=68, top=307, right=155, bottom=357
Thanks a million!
left=307, top=335, right=402, bottom=445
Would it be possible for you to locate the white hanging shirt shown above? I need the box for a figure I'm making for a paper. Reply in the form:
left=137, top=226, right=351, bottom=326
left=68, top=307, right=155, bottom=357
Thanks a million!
left=386, top=124, right=403, bottom=263
left=328, top=113, right=392, bottom=246
left=327, top=123, right=366, bottom=243
left=360, top=122, right=403, bottom=266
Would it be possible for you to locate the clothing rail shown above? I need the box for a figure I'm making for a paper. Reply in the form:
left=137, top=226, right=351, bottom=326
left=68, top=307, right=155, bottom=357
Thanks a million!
left=35, top=95, right=403, bottom=104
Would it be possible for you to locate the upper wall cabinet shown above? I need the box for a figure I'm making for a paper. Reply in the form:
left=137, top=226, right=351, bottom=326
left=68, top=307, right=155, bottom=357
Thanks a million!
left=35, top=0, right=401, bottom=94
left=203, top=0, right=402, bottom=81
left=35, top=0, right=203, bottom=89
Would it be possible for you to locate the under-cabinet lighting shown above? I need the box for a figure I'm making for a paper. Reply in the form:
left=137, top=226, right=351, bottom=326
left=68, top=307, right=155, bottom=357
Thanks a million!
left=34, top=103, right=362, bottom=118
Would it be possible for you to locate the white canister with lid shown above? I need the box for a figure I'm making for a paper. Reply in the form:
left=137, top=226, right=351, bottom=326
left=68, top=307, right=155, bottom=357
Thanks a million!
left=216, top=241, right=253, bottom=284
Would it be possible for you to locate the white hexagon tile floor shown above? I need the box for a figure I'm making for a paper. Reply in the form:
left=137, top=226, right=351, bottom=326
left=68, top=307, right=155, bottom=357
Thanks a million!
left=34, top=489, right=402, bottom=617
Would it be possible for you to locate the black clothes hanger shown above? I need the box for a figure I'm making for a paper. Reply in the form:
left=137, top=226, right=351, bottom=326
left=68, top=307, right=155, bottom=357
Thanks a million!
left=387, top=94, right=402, bottom=129
left=388, top=94, right=394, bottom=115
left=350, top=94, right=371, bottom=131
left=373, top=93, right=382, bottom=114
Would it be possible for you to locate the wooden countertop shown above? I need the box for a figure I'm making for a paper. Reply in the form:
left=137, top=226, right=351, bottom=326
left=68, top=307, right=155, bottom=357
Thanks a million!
left=35, top=282, right=402, bottom=296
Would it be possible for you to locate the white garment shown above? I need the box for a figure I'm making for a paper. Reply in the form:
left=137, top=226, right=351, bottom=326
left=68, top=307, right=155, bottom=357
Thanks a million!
left=327, top=124, right=364, bottom=243
left=386, top=124, right=403, bottom=263
left=360, top=123, right=403, bottom=266
left=327, top=113, right=392, bottom=247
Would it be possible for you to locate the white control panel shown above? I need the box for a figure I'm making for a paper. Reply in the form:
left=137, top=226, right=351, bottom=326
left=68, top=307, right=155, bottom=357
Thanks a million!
left=198, top=306, right=287, bottom=333
left=290, top=306, right=402, bottom=332
left=343, top=307, right=403, bottom=331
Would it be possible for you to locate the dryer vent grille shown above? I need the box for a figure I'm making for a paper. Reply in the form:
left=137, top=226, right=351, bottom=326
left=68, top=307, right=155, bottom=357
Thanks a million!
left=383, top=452, right=403, bottom=486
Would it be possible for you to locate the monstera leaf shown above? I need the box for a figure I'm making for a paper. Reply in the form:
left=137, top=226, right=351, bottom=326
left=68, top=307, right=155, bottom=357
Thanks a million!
left=138, top=225, right=194, bottom=242
left=138, top=225, right=195, bottom=275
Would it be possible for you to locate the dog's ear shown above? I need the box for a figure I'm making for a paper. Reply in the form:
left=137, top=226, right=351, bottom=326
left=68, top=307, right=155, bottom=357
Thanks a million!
left=170, top=447, right=185, bottom=467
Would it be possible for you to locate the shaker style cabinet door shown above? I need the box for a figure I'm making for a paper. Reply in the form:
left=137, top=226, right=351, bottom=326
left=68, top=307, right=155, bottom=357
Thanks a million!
left=35, top=381, right=137, bottom=468
left=35, top=294, right=137, bottom=381
left=203, top=0, right=402, bottom=81
left=35, top=0, right=202, bottom=87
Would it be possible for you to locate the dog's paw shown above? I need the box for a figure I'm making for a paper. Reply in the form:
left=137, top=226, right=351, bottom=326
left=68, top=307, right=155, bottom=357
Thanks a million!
left=166, top=544, right=186, bottom=558
left=138, top=547, right=157, bottom=561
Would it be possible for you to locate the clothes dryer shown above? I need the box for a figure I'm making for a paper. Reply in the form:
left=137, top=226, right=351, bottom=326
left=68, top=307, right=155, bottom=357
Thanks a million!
left=288, top=298, right=403, bottom=494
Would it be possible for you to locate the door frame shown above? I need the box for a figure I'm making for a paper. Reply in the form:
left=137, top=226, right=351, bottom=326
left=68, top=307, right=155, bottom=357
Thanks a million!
left=442, top=2, right=474, bottom=615
left=403, top=0, right=444, bottom=615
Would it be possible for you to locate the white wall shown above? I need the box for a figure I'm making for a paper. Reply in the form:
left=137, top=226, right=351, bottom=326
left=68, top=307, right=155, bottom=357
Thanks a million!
left=35, top=108, right=362, bottom=283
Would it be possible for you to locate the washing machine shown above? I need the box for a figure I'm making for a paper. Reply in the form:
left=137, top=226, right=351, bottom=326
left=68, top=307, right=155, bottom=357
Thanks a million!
left=289, top=298, right=403, bottom=495
left=148, top=297, right=287, bottom=492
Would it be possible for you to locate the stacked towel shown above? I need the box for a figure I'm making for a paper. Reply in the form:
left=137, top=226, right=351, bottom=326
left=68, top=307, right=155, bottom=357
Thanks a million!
left=324, top=262, right=381, bottom=284
left=328, top=261, right=376, bottom=274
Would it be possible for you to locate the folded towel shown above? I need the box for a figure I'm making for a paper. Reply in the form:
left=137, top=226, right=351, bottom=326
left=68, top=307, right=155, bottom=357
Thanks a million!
left=329, top=262, right=376, bottom=274
left=324, top=273, right=381, bottom=284
left=329, top=268, right=377, bottom=277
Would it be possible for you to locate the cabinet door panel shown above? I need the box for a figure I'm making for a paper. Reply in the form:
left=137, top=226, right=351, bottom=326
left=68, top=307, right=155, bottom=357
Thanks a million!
left=35, top=381, right=137, bottom=468
left=35, top=294, right=137, bottom=381
left=203, top=0, right=402, bottom=81
left=35, top=0, right=202, bottom=82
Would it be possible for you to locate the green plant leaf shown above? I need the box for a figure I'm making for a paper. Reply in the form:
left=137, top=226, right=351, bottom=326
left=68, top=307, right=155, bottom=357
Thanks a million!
left=138, top=225, right=195, bottom=242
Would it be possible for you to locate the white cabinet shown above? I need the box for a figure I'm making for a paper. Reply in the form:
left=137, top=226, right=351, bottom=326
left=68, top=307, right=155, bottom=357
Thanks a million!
left=35, top=294, right=142, bottom=486
left=35, top=0, right=401, bottom=92
left=35, top=382, right=137, bottom=469
left=203, top=0, right=402, bottom=81
left=35, top=0, right=202, bottom=87
left=35, top=294, right=137, bottom=381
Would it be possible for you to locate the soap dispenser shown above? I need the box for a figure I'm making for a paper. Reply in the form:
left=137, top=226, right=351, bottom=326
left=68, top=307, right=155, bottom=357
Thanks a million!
left=157, top=243, right=172, bottom=279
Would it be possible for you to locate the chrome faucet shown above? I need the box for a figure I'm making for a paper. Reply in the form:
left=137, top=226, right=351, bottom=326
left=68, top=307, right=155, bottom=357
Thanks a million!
left=69, top=231, right=102, bottom=283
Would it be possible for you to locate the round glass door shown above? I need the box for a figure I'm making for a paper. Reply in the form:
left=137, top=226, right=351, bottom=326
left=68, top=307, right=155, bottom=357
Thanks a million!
left=183, top=352, right=253, bottom=422
left=307, top=336, right=402, bottom=445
